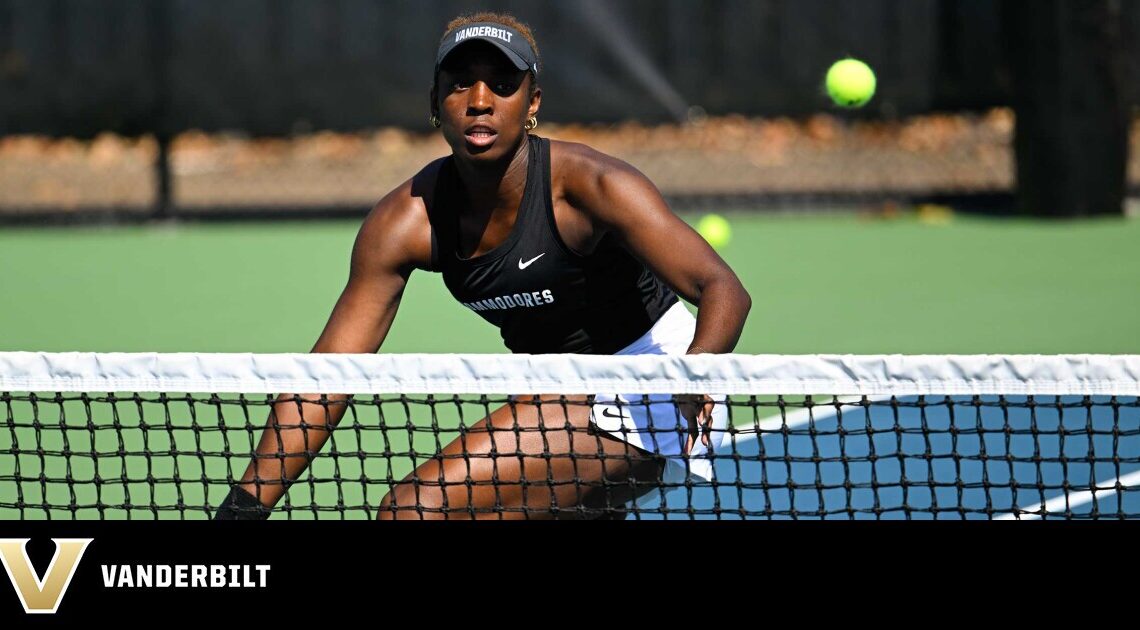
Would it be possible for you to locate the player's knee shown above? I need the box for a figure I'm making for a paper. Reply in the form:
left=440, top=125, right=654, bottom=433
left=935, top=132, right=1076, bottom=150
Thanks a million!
left=377, top=481, right=452, bottom=520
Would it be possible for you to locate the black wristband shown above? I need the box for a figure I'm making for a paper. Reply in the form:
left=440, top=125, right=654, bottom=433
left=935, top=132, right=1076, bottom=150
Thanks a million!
left=214, top=485, right=272, bottom=521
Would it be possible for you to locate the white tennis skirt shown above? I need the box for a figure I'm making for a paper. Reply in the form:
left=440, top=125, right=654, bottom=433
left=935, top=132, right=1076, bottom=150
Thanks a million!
left=589, top=301, right=730, bottom=482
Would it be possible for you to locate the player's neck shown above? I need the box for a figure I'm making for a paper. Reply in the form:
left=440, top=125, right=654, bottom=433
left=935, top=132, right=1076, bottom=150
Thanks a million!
left=453, top=136, right=530, bottom=210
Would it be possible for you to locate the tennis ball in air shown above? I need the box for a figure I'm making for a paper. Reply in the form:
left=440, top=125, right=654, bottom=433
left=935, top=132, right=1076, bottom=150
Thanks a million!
left=696, top=214, right=732, bottom=250
left=826, top=58, right=876, bottom=108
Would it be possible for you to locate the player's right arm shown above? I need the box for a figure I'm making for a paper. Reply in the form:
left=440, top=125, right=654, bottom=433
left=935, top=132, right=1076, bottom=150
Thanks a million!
left=215, top=166, right=438, bottom=519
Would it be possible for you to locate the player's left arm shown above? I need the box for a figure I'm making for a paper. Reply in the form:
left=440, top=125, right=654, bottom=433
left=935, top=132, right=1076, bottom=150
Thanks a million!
left=561, top=145, right=752, bottom=354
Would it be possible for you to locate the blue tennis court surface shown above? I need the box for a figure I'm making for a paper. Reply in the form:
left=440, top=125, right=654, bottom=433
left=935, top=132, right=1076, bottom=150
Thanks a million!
left=633, top=396, right=1140, bottom=519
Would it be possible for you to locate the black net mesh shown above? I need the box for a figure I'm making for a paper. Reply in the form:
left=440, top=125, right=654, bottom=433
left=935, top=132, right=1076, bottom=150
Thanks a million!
left=3, top=391, right=1137, bottom=520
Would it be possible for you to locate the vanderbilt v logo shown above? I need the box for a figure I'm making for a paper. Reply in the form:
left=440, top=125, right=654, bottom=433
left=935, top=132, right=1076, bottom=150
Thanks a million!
left=0, top=538, right=92, bottom=614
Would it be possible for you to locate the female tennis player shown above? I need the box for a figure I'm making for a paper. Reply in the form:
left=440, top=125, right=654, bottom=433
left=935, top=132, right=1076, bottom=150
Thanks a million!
left=216, top=12, right=750, bottom=520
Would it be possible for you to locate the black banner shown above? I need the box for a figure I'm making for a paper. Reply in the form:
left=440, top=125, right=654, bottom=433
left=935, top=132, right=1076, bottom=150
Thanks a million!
left=0, top=520, right=1125, bottom=622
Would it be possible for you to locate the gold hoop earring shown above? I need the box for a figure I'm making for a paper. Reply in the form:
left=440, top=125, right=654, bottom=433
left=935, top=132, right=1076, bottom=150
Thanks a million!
left=429, top=114, right=441, bottom=128
left=524, top=116, right=538, bottom=131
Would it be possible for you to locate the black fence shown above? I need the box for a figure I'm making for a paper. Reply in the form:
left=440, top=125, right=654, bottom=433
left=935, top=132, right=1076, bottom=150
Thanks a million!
left=1, top=0, right=1135, bottom=220
left=3, top=0, right=1138, bottom=137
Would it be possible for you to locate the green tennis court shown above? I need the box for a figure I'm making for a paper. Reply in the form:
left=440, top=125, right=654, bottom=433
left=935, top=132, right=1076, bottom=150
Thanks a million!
left=3, top=212, right=1138, bottom=355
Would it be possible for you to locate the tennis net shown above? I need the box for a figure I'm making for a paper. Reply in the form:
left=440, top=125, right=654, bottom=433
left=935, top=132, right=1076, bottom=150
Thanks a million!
left=2, top=352, right=1138, bottom=520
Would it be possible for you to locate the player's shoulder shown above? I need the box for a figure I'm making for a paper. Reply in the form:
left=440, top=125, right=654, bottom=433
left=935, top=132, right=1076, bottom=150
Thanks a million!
left=548, top=138, right=653, bottom=202
left=547, top=138, right=643, bottom=194
left=355, top=157, right=448, bottom=269
left=548, top=139, right=633, bottom=175
left=363, top=157, right=449, bottom=229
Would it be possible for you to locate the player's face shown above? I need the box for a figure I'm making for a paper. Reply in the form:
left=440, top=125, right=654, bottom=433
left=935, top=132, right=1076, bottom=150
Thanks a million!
left=435, top=42, right=540, bottom=162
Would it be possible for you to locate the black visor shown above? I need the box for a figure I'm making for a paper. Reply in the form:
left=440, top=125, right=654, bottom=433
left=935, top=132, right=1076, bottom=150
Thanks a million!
left=435, top=22, right=538, bottom=76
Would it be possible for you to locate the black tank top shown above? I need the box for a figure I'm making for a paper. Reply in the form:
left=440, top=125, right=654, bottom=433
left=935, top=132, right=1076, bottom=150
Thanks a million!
left=427, top=135, right=678, bottom=354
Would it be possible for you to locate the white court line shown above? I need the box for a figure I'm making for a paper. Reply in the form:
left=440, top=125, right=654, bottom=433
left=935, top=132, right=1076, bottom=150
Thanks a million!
left=726, top=395, right=870, bottom=437
left=996, top=469, right=1140, bottom=520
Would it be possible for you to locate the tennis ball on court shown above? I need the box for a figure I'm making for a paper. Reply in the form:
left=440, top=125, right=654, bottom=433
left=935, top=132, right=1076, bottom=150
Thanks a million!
left=696, top=214, right=732, bottom=250
left=826, top=58, right=876, bottom=108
